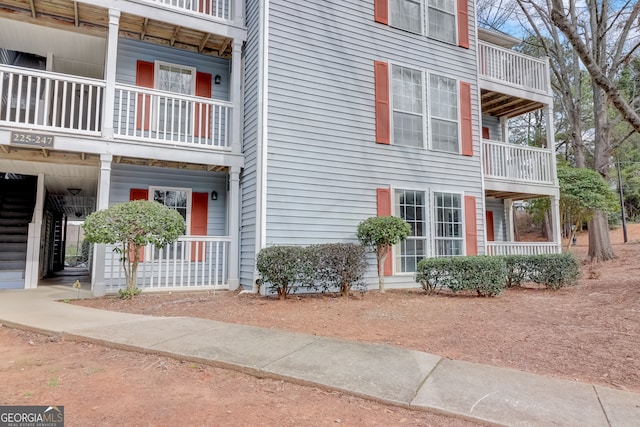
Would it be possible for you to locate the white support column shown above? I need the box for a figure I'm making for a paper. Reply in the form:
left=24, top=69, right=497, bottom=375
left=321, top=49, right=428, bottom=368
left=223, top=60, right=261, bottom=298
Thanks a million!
left=544, top=105, right=558, bottom=180
left=500, top=116, right=509, bottom=143
left=24, top=174, right=45, bottom=289
left=102, top=9, right=120, bottom=139
left=233, top=0, right=244, bottom=25
left=230, top=40, right=243, bottom=155
left=91, top=154, right=113, bottom=296
left=504, top=199, right=514, bottom=242
left=550, top=194, right=562, bottom=253
left=227, top=166, right=241, bottom=290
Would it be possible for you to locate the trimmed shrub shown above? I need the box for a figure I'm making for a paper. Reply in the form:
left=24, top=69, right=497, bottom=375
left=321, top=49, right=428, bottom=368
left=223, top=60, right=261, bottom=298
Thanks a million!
left=313, top=243, right=368, bottom=296
left=503, top=253, right=579, bottom=290
left=256, top=246, right=314, bottom=300
left=416, top=256, right=506, bottom=297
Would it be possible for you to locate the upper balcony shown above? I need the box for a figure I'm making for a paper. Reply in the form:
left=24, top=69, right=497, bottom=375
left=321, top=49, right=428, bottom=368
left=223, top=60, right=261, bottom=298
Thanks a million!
left=478, top=29, right=552, bottom=119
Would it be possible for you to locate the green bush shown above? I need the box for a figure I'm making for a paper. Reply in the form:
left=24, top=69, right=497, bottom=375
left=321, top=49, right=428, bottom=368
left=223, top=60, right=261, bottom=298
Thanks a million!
left=416, top=256, right=506, bottom=297
left=313, top=243, right=368, bottom=296
left=256, top=243, right=368, bottom=299
left=256, top=246, right=314, bottom=300
left=504, top=253, right=579, bottom=290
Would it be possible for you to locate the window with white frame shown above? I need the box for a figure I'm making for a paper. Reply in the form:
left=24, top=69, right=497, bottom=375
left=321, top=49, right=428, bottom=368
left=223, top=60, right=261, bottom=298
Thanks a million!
left=390, top=0, right=423, bottom=34
left=433, top=192, right=463, bottom=256
left=392, top=64, right=424, bottom=147
left=154, top=61, right=196, bottom=134
left=149, top=187, right=190, bottom=258
left=429, top=74, right=459, bottom=152
left=395, top=189, right=428, bottom=272
left=427, top=0, right=456, bottom=44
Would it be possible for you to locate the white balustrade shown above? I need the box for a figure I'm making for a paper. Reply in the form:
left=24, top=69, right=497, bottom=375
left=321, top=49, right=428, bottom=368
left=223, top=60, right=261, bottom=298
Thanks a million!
left=114, top=83, right=231, bottom=149
left=479, top=42, right=549, bottom=94
left=0, top=64, right=104, bottom=135
left=483, top=139, right=554, bottom=184
left=105, top=236, right=231, bottom=292
left=145, top=0, right=231, bottom=20
left=486, top=242, right=560, bottom=256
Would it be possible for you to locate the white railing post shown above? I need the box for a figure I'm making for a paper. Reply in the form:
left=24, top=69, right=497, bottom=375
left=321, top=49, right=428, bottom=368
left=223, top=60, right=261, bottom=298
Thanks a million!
left=230, top=39, right=243, bottom=155
left=233, top=0, right=244, bottom=25
left=102, top=9, right=120, bottom=139
left=227, top=166, right=240, bottom=289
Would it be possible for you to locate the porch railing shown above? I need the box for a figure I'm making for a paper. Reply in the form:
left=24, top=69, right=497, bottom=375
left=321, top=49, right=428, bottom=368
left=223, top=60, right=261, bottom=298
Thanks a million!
left=145, top=0, right=231, bottom=21
left=104, top=236, right=231, bottom=292
left=486, top=242, right=560, bottom=256
left=114, top=83, right=231, bottom=149
left=483, top=139, right=555, bottom=185
left=478, top=42, right=549, bottom=95
left=0, top=64, right=104, bottom=135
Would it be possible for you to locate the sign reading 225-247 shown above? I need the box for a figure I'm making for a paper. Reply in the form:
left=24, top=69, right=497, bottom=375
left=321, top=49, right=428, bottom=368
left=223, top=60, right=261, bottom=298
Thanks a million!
left=10, top=131, right=55, bottom=148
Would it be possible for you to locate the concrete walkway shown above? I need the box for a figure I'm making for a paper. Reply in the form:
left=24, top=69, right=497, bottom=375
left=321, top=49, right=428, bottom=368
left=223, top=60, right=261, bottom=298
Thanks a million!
left=1, top=286, right=639, bottom=426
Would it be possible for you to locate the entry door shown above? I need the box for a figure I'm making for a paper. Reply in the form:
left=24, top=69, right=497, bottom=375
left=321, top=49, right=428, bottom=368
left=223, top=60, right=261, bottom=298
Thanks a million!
left=486, top=211, right=495, bottom=242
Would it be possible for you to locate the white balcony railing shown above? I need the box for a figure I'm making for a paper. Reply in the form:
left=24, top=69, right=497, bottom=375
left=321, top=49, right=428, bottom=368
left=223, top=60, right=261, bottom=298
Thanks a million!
left=113, top=83, right=231, bottom=149
left=483, top=139, right=555, bottom=185
left=104, top=236, right=231, bottom=292
left=146, top=0, right=231, bottom=20
left=479, top=42, right=549, bottom=94
left=0, top=64, right=104, bottom=135
left=486, top=242, right=560, bottom=256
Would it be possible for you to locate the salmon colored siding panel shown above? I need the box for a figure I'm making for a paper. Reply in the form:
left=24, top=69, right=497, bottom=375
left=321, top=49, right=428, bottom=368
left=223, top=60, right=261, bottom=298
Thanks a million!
left=194, top=72, right=212, bottom=138
left=374, top=0, right=389, bottom=25
left=460, top=81, right=473, bottom=156
left=376, top=188, right=393, bottom=276
left=374, top=61, right=391, bottom=145
left=135, top=61, right=154, bottom=131
left=129, top=188, right=149, bottom=260
left=190, top=192, right=209, bottom=262
left=465, top=195, right=478, bottom=255
left=457, top=0, right=469, bottom=48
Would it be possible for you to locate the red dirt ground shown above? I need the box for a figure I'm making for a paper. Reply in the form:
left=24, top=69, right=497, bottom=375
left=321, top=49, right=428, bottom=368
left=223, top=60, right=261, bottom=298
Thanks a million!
left=2, top=225, right=639, bottom=425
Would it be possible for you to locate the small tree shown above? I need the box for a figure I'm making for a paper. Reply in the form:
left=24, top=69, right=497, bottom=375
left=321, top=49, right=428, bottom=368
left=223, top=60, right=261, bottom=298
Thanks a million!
left=357, top=216, right=411, bottom=293
left=83, top=200, right=186, bottom=298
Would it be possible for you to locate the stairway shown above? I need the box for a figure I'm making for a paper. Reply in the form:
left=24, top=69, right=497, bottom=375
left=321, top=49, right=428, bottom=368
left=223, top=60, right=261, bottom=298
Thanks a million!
left=0, top=176, right=36, bottom=289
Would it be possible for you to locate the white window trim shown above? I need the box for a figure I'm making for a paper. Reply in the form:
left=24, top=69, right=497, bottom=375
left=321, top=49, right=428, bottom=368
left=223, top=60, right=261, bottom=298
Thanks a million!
left=392, top=186, right=431, bottom=275
left=389, top=0, right=425, bottom=35
left=427, top=72, right=461, bottom=154
left=431, top=189, right=465, bottom=257
left=153, top=61, right=197, bottom=95
left=425, top=0, right=458, bottom=45
left=389, top=61, right=427, bottom=149
left=148, top=186, right=193, bottom=233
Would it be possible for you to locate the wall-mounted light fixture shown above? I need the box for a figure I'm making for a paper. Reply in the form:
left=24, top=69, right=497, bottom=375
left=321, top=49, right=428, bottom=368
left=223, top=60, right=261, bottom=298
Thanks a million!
left=211, top=191, right=218, bottom=200
left=67, top=188, right=81, bottom=196
left=214, top=75, right=221, bottom=85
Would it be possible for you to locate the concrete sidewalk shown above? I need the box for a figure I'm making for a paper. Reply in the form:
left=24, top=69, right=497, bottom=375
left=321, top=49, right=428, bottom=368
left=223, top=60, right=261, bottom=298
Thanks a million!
left=1, top=286, right=638, bottom=426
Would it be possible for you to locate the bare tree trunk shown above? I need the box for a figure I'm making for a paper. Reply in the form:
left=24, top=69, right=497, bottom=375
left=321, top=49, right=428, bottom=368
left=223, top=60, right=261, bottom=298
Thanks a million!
left=588, top=211, right=615, bottom=261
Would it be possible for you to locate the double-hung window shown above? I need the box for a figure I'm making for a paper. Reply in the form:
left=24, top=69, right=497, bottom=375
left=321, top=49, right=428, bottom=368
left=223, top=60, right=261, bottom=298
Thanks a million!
left=427, top=0, right=456, bottom=44
left=434, top=192, right=463, bottom=256
left=395, top=189, right=428, bottom=272
left=392, top=65, right=424, bottom=147
left=429, top=74, right=459, bottom=153
left=149, top=186, right=190, bottom=258
left=390, top=0, right=423, bottom=34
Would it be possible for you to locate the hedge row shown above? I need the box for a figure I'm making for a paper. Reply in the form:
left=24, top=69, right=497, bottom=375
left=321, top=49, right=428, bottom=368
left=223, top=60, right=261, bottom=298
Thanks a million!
left=256, top=243, right=367, bottom=299
left=415, top=253, right=579, bottom=296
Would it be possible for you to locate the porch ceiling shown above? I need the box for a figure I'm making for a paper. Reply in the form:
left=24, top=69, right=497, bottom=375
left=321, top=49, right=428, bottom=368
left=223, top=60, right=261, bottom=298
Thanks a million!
left=485, top=189, right=548, bottom=200
left=0, top=0, right=232, bottom=58
left=481, top=89, right=544, bottom=118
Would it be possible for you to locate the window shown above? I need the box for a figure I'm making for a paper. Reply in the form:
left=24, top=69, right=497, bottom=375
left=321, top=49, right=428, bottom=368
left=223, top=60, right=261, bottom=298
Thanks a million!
left=429, top=74, right=459, bottom=152
left=427, top=0, right=456, bottom=43
left=154, top=61, right=196, bottom=133
left=390, top=0, right=423, bottom=34
left=434, top=192, right=463, bottom=256
left=392, top=64, right=424, bottom=147
left=395, top=189, right=427, bottom=272
left=148, top=187, right=190, bottom=258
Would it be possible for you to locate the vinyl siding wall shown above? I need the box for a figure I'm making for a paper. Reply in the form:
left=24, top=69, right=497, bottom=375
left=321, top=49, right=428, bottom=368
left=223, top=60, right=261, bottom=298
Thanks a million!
left=485, top=198, right=506, bottom=242
left=261, top=0, right=484, bottom=287
left=239, top=0, right=262, bottom=288
left=482, top=115, right=502, bottom=141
